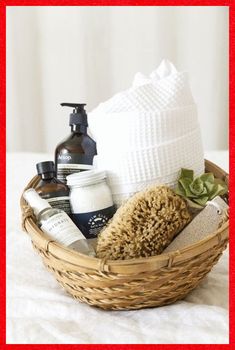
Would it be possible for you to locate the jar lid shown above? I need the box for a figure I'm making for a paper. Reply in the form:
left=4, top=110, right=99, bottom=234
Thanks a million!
left=66, top=170, right=107, bottom=188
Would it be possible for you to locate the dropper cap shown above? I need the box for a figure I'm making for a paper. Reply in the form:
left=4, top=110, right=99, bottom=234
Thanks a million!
left=61, top=103, right=88, bottom=127
left=23, top=188, right=51, bottom=216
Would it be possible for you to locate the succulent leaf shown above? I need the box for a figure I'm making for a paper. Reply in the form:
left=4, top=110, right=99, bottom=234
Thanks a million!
left=193, top=196, right=209, bottom=206
left=180, top=168, right=194, bottom=180
left=178, top=178, right=195, bottom=197
left=189, top=178, right=205, bottom=195
left=200, top=173, right=214, bottom=183
left=204, top=181, right=215, bottom=193
left=175, top=168, right=228, bottom=208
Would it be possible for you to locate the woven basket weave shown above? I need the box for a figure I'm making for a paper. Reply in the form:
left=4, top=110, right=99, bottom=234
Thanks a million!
left=20, top=160, right=229, bottom=310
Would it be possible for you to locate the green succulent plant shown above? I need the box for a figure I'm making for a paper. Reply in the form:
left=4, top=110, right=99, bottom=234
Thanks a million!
left=175, top=168, right=228, bottom=209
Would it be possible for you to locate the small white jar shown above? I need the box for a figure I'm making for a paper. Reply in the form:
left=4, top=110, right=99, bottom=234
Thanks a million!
left=66, top=170, right=116, bottom=239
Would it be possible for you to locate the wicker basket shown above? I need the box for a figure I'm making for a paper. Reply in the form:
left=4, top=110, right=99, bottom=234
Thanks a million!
left=20, top=160, right=229, bottom=310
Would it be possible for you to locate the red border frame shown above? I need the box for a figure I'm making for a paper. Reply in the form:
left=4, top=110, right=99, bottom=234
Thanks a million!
left=1, top=1, right=234, bottom=347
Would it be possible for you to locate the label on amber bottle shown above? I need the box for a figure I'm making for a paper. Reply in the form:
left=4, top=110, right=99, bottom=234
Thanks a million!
left=40, top=190, right=71, bottom=214
left=47, top=196, right=71, bottom=214
left=57, top=154, right=93, bottom=183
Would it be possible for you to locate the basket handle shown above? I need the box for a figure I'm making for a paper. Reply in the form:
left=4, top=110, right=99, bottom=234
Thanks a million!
left=205, top=158, right=229, bottom=185
left=20, top=175, right=40, bottom=232
left=21, top=206, right=35, bottom=231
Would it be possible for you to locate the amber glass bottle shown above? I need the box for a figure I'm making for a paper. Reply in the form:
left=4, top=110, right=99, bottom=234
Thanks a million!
left=55, top=103, right=97, bottom=184
left=35, top=161, right=71, bottom=214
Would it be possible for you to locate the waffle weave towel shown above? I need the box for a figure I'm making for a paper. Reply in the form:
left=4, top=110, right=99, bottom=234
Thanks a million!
left=89, top=60, right=204, bottom=206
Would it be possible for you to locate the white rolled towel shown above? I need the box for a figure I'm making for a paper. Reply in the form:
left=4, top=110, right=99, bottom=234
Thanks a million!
left=89, top=60, right=204, bottom=207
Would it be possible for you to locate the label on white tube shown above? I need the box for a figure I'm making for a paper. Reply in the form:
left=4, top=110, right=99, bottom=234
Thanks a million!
left=41, top=212, right=85, bottom=246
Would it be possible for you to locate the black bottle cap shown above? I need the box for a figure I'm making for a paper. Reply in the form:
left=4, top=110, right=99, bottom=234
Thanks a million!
left=36, top=161, right=55, bottom=175
left=61, top=103, right=88, bottom=127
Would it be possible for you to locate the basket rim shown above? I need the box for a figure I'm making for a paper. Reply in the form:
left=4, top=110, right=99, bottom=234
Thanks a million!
left=20, top=159, right=229, bottom=274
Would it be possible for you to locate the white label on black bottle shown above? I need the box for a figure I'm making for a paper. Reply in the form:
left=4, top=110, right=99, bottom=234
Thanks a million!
left=57, top=164, right=93, bottom=183
left=41, top=212, right=86, bottom=246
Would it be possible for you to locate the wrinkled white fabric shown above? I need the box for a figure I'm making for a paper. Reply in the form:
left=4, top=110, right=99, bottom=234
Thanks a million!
left=6, top=152, right=229, bottom=344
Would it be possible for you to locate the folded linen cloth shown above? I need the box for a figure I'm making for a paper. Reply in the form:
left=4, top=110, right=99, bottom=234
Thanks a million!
left=163, top=196, right=228, bottom=253
left=89, top=59, right=204, bottom=206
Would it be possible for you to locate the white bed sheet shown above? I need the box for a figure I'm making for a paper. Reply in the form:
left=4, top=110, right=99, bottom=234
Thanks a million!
left=6, top=151, right=229, bottom=344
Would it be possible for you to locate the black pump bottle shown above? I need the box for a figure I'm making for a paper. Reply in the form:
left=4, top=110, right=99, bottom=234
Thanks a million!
left=55, top=103, right=97, bottom=184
